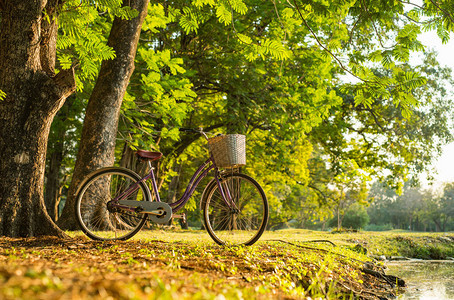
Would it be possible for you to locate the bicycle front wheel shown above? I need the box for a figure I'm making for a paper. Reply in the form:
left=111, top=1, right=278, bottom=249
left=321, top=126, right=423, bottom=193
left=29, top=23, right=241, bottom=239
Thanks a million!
left=203, top=173, right=269, bottom=246
left=75, top=167, right=150, bottom=241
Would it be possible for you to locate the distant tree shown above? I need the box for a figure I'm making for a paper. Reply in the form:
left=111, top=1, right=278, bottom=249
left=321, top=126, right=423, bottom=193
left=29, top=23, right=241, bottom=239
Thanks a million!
left=367, top=182, right=397, bottom=227
left=326, top=160, right=370, bottom=230
left=342, top=203, right=370, bottom=230
left=45, top=96, right=78, bottom=221
left=439, top=183, right=454, bottom=231
left=419, top=183, right=454, bottom=232
left=366, top=180, right=452, bottom=231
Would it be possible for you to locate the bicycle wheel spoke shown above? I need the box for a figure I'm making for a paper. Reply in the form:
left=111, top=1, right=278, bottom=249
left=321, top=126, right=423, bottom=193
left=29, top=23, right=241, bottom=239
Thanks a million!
left=75, top=168, right=149, bottom=241
left=204, top=173, right=268, bottom=246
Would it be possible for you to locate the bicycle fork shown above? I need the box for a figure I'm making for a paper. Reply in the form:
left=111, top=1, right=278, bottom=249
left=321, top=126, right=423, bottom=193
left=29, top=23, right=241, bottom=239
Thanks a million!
left=215, top=171, right=239, bottom=211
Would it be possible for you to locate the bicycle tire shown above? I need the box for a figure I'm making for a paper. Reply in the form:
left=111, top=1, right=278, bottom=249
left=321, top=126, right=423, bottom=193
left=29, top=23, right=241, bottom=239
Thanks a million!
left=75, top=167, right=151, bottom=241
left=203, top=173, right=268, bottom=246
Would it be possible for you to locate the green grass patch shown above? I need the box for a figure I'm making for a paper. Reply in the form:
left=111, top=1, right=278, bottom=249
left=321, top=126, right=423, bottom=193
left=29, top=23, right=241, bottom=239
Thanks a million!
left=1, top=229, right=451, bottom=299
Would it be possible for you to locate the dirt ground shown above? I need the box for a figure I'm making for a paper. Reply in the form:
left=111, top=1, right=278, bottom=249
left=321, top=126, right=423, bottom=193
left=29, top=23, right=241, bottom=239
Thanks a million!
left=0, top=232, right=404, bottom=299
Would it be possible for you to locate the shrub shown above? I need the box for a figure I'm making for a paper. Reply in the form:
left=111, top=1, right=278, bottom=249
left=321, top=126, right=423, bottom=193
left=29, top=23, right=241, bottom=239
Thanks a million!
left=364, top=224, right=394, bottom=231
left=342, top=204, right=370, bottom=229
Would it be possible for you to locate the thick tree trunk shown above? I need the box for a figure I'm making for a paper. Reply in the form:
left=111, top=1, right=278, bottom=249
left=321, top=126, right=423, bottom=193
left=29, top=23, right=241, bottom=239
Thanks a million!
left=58, top=0, right=150, bottom=230
left=0, top=1, right=75, bottom=237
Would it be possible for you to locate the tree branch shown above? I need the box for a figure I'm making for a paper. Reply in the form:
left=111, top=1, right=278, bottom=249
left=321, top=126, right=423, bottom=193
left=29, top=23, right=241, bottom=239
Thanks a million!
left=291, top=0, right=366, bottom=83
left=52, top=67, right=77, bottom=100
left=360, top=0, right=391, bottom=49
left=397, top=0, right=424, bottom=10
left=428, top=0, right=454, bottom=24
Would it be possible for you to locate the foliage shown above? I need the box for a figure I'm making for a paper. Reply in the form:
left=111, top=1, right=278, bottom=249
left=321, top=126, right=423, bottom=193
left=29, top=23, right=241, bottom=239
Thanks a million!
left=367, top=180, right=454, bottom=232
left=363, top=223, right=393, bottom=231
left=310, top=52, right=454, bottom=194
left=43, top=0, right=454, bottom=229
left=46, top=94, right=88, bottom=192
left=57, top=0, right=138, bottom=88
left=45, top=0, right=143, bottom=210
left=113, top=0, right=344, bottom=210
left=342, top=203, right=370, bottom=230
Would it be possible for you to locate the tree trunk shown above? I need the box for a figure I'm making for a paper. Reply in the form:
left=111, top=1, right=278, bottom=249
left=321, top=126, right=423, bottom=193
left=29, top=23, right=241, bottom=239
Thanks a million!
left=45, top=100, right=73, bottom=221
left=0, top=0, right=76, bottom=237
left=166, top=163, right=182, bottom=203
left=441, top=217, right=447, bottom=232
left=433, top=218, right=442, bottom=232
left=119, top=144, right=150, bottom=176
left=45, top=146, right=64, bottom=221
left=58, top=0, right=150, bottom=230
left=337, top=205, right=341, bottom=230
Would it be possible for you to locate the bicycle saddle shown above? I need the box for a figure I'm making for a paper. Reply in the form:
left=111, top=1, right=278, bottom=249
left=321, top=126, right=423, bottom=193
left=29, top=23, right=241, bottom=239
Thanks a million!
left=136, top=150, right=163, bottom=161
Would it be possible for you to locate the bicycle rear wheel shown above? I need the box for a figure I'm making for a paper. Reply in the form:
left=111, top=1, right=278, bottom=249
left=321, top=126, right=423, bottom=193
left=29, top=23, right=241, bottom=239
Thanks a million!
left=75, top=167, right=150, bottom=241
left=203, top=173, right=268, bottom=245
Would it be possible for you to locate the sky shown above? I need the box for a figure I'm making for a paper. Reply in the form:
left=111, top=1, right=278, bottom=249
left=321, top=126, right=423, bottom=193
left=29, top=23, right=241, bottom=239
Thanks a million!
left=418, top=31, right=454, bottom=186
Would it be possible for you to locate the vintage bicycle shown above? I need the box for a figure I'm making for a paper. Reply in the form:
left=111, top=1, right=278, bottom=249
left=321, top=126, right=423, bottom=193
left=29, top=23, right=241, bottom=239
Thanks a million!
left=74, top=128, right=269, bottom=245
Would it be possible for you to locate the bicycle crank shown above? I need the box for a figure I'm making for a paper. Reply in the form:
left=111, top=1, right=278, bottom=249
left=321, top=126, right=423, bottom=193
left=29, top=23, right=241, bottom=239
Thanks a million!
left=118, top=200, right=172, bottom=224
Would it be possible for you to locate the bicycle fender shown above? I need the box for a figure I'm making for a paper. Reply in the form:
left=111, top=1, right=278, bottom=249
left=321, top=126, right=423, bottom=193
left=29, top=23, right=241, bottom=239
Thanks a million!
left=74, top=167, right=153, bottom=203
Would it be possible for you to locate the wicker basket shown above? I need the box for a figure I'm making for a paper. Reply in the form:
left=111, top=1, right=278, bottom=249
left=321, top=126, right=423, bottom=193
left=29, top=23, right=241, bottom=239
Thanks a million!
left=208, top=134, right=246, bottom=168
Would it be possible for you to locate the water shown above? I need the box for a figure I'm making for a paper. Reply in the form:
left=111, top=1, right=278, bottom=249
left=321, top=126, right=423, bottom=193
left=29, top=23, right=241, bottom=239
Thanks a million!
left=386, top=261, right=454, bottom=299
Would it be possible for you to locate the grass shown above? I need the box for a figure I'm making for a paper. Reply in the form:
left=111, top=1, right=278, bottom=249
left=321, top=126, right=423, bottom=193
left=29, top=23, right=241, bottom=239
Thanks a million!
left=0, top=229, right=452, bottom=299
left=261, top=229, right=454, bottom=259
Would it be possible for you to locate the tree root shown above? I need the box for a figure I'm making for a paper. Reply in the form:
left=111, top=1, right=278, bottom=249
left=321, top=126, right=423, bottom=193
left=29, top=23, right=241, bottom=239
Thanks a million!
left=361, top=267, right=406, bottom=288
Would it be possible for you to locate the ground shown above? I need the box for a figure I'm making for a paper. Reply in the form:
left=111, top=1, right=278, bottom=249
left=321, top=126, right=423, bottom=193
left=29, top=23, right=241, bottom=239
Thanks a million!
left=1, top=229, right=452, bottom=299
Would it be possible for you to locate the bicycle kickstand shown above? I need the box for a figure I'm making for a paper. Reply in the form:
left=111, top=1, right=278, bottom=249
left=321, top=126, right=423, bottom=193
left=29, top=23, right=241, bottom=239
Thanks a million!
left=172, top=213, right=186, bottom=223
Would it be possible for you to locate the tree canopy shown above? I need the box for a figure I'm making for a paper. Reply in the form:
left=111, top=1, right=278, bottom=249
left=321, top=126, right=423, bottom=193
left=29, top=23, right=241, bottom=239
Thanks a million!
left=1, top=0, right=454, bottom=236
left=55, top=0, right=454, bottom=228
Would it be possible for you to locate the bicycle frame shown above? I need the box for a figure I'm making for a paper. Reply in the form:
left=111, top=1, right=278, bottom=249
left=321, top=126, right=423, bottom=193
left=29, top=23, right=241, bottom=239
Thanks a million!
left=111, top=156, right=236, bottom=215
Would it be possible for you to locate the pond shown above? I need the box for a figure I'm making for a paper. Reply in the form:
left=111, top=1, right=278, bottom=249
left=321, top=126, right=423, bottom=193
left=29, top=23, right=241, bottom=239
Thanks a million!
left=386, top=260, right=454, bottom=299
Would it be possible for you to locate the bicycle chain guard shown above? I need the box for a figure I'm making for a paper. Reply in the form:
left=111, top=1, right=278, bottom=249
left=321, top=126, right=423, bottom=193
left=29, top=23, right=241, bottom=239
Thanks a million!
left=118, top=200, right=172, bottom=224
left=148, top=202, right=172, bottom=224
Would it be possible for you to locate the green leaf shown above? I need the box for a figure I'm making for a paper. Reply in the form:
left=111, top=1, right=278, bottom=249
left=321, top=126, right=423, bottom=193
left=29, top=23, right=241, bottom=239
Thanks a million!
left=0, top=89, right=6, bottom=101
left=229, top=0, right=248, bottom=15
left=143, top=4, right=170, bottom=33
left=381, top=50, right=394, bottom=69
left=57, top=35, right=73, bottom=50
left=216, top=3, right=232, bottom=25
left=178, top=7, right=201, bottom=34
left=437, top=24, right=450, bottom=44
left=260, top=39, right=290, bottom=60
left=369, top=50, right=382, bottom=63
left=236, top=33, right=252, bottom=44
left=58, top=53, right=73, bottom=70
left=192, top=0, right=215, bottom=8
